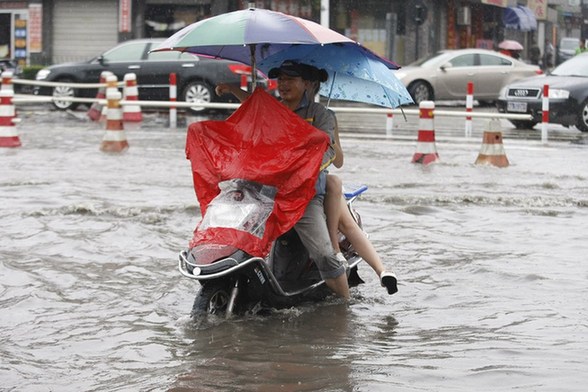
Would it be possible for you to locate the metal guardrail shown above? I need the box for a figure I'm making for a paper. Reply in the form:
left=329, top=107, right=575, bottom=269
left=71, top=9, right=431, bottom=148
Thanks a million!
left=9, top=77, right=533, bottom=121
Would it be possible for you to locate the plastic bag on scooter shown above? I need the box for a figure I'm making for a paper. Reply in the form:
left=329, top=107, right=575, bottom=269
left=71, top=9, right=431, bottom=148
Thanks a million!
left=185, top=88, right=330, bottom=257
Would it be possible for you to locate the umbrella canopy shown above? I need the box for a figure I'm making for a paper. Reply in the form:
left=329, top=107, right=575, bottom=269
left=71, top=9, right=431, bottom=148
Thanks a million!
left=154, top=7, right=411, bottom=108
left=153, top=8, right=354, bottom=67
left=498, top=40, right=524, bottom=51
left=257, top=43, right=412, bottom=108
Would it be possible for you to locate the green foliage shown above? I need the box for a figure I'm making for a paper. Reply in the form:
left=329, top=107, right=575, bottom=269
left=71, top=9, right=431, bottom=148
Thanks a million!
left=20, top=65, right=45, bottom=79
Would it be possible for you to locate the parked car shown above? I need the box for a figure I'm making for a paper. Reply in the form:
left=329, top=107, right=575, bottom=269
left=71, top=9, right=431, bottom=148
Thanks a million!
left=496, top=52, right=588, bottom=132
left=0, top=58, right=19, bottom=75
left=394, top=48, right=542, bottom=105
left=34, top=38, right=269, bottom=111
left=556, top=37, right=580, bottom=65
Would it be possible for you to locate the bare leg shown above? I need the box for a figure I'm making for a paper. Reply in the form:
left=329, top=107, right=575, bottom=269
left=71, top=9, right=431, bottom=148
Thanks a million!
left=338, top=197, right=385, bottom=276
left=325, top=174, right=343, bottom=252
left=338, top=197, right=398, bottom=294
left=325, top=274, right=350, bottom=300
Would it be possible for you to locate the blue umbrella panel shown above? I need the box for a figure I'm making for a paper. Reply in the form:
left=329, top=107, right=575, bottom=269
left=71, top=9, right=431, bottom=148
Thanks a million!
left=258, top=43, right=413, bottom=108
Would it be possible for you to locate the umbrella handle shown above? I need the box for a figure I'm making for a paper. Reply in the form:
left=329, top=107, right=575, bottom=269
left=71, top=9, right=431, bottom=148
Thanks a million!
left=250, top=44, right=257, bottom=90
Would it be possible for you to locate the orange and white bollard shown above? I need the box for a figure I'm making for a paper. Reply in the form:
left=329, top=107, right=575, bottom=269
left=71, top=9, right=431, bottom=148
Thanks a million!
left=87, top=71, right=112, bottom=121
left=100, top=90, right=128, bottom=153
left=474, top=120, right=509, bottom=168
left=411, top=101, right=439, bottom=165
left=1, top=71, right=14, bottom=93
left=465, top=81, right=474, bottom=138
left=0, top=90, right=21, bottom=148
left=100, top=74, right=119, bottom=122
left=122, top=73, right=142, bottom=123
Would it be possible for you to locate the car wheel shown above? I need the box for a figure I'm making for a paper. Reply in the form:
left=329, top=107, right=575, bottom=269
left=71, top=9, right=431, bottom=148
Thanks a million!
left=408, top=81, right=432, bottom=105
left=510, top=120, right=538, bottom=130
left=575, top=99, right=588, bottom=132
left=182, top=81, right=213, bottom=113
left=52, top=78, right=79, bottom=110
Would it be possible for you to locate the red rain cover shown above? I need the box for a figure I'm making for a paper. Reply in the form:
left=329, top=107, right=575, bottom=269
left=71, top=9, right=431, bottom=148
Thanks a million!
left=185, top=88, right=329, bottom=256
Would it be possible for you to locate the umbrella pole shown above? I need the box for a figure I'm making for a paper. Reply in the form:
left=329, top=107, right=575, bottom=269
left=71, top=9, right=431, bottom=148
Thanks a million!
left=326, top=71, right=336, bottom=107
left=250, top=44, right=257, bottom=91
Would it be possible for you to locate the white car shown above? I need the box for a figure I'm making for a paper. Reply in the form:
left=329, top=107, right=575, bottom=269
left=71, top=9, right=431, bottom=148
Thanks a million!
left=394, top=48, right=542, bottom=105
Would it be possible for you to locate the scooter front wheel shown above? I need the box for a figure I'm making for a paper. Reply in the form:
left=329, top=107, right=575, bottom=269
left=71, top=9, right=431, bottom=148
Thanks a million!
left=191, top=280, right=232, bottom=318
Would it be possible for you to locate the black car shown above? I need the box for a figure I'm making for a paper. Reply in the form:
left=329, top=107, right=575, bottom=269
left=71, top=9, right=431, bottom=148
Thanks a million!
left=497, top=53, right=588, bottom=132
left=34, top=38, right=265, bottom=111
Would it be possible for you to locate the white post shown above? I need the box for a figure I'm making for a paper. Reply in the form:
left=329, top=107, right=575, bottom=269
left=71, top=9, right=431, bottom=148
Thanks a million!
left=320, top=0, right=330, bottom=28
left=386, top=112, right=394, bottom=138
left=169, top=73, right=177, bottom=129
left=465, top=81, right=474, bottom=138
left=541, top=84, right=549, bottom=144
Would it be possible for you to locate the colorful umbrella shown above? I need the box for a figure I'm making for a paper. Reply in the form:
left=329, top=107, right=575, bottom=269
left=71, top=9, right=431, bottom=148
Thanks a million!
left=153, top=8, right=353, bottom=69
left=498, top=40, right=524, bottom=51
left=257, top=43, right=413, bottom=108
left=153, top=7, right=411, bottom=108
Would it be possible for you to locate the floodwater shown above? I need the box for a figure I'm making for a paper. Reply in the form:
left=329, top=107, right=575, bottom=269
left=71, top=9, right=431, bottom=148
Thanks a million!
left=1, top=107, right=587, bottom=392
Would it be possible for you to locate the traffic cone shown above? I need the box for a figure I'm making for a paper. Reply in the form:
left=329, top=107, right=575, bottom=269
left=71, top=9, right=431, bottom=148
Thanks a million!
left=87, top=71, right=111, bottom=121
left=100, top=90, right=128, bottom=153
left=100, top=74, right=119, bottom=122
left=122, top=73, right=142, bottom=123
left=411, top=101, right=439, bottom=165
left=0, top=90, right=21, bottom=148
left=1, top=71, right=14, bottom=93
left=475, top=120, right=509, bottom=168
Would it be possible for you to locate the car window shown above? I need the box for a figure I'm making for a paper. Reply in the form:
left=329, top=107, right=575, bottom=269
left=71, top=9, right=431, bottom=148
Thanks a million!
left=479, top=54, right=511, bottom=66
left=551, top=53, right=588, bottom=77
left=103, top=42, right=147, bottom=62
left=409, top=51, right=450, bottom=67
left=146, top=51, right=199, bottom=61
left=560, top=39, right=579, bottom=50
left=449, top=54, right=475, bottom=67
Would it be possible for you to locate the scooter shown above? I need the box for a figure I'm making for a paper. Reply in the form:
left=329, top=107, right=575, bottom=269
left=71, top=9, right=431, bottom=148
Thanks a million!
left=178, top=178, right=368, bottom=319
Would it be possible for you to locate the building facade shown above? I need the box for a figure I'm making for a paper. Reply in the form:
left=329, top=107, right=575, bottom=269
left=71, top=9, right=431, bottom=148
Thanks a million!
left=0, top=0, right=584, bottom=68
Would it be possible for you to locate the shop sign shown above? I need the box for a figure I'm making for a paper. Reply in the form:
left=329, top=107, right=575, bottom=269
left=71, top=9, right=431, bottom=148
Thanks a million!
left=119, top=0, right=132, bottom=33
left=528, top=0, right=548, bottom=20
left=29, top=4, right=42, bottom=53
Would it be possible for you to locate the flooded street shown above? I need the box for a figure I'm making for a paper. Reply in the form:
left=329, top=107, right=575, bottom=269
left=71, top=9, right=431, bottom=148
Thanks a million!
left=1, top=107, right=587, bottom=391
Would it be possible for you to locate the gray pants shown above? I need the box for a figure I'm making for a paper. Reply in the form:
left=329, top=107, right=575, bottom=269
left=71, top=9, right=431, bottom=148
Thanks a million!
left=294, top=195, right=346, bottom=280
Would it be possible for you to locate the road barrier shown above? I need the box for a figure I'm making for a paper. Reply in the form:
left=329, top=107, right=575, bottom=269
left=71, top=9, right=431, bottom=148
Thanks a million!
left=1, top=71, right=14, bottom=93
left=542, top=84, right=549, bottom=144
left=169, top=73, right=177, bottom=129
left=475, top=120, right=509, bottom=168
left=87, top=71, right=111, bottom=121
left=100, top=90, right=129, bottom=153
left=0, top=90, right=21, bottom=148
left=7, top=75, right=539, bottom=138
left=122, top=73, right=142, bottom=123
left=465, top=81, right=474, bottom=138
left=412, top=101, right=439, bottom=165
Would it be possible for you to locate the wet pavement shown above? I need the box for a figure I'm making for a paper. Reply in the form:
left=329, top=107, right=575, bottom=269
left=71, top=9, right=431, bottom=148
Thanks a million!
left=1, top=104, right=587, bottom=391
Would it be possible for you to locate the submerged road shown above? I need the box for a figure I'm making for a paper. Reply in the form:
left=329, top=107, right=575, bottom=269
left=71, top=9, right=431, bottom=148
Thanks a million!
left=2, top=103, right=588, bottom=391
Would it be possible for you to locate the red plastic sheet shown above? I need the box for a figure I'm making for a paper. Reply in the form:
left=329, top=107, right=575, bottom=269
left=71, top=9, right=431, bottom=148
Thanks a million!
left=185, top=88, right=329, bottom=256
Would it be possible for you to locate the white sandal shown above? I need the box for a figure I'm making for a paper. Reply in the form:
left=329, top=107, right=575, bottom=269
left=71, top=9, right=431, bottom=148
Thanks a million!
left=380, top=271, right=398, bottom=295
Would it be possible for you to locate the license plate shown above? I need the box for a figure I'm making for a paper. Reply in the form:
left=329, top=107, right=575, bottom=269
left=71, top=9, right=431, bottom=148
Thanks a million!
left=507, top=101, right=527, bottom=113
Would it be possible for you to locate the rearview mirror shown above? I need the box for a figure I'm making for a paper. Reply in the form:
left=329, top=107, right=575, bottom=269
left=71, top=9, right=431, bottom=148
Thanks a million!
left=440, top=62, right=453, bottom=71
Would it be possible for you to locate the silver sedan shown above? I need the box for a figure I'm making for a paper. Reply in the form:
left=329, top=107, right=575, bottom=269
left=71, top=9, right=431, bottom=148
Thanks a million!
left=394, top=48, right=542, bottom=105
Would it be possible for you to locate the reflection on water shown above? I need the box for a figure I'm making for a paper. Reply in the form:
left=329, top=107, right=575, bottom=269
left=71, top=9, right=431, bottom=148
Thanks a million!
left=1, top=112, right=587, bottom=391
